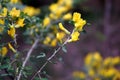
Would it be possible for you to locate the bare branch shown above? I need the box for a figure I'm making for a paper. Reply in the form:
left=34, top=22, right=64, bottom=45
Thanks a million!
left=31, top=37, right=70, bottom=80
left=17, top=39, right=39, bottom=80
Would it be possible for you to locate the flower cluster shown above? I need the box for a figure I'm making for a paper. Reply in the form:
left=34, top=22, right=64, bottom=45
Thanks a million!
left=72, top=52, right=120, bottom=80
left=0, top=0, right=86, bottom=79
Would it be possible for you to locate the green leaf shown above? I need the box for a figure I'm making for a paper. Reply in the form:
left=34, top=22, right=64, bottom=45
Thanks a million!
left=0, top=73, right=12, bottom=77
left=36, top=53, right=46, bottom=59
left=62, top=46, right=67, bottom=53
left=0, top=64, right=9, bottom=69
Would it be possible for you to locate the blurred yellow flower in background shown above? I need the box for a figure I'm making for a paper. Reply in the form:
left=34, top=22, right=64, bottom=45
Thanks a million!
left=84, top=52, right=102, bottom=68
left=99, top=67, right=117, bottom=78
left=72, top=71, right=86, bottom=79
left=103, top=57, right=114, bottom=67
left=0, top=7, right=8, bottom=17
left=8, top=25, right=16, bottom=38
left=23, top=6, right=40, bottom=16
left=16, top=18, right=25, bottom=27
left=10, top=0, right=19, bottom=4
left=43, top=17, right=50, bottom=27
left=9, top=7, right=20, bottom=17
left=50, top=38, right=57, bottom=47
left=0, top=19, right=4, bottom=25
left=0, top=47, right=8, bottom=57
left=63, top=13, right=72, bottom=20
left=43, top=37, right=51, bottom=45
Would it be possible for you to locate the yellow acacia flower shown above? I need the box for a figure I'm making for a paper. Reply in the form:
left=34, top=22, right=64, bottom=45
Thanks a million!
left=68, top=31, right=80, bottom=42
left=74, top=19, right=86, bottom=31
left=43, top=17, right=50, bottom=27
left=72, top=12, right=86, bottom=31
left=23, top=6, right=40, bottom=16
left=16, top=18, right=25, bottom=27
left=88, top=69, right=95, bottom=77
left=113, top=71, right=120, bottom=80
left=0, top=47, right=8, bottom=57
left=55, top=7, right=67, bottom=18
left=100, top=68, right=117, bottom=78
left=56, top=32, right=66, bottom=41
left=49, top=13, right=58, bottom=20
left=8, top=43, right=16, bottom=53
left=103, top=57, right=113, bottom=67
left=112, top=57, right=120, bottom=65
left=1, top=7, right=8, bottom=17
left=72, top=71, right=86, bottom=79
left=50, top=38, right=57, bottom=47
left=84, top=52, right=102, bottom=68
left=0, top=19, right=4, bottom=25
left=73, top=12, right=81, bottom=22
left=43, top=37, right=51, bottom=45
left=10, top=0, right=19, bottom=3
left=49, top=3, right=58, bottom=12
left=58, top=23, right=70, bottom=34
left=63, top=13, right=72, bottom=20
left=9, top=7, right=20, bottom=17
left=8, top=25, right=15, bottom=38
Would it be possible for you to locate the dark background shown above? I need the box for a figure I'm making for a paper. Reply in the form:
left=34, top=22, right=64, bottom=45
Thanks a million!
left=20, top=0, right=120, bottom=79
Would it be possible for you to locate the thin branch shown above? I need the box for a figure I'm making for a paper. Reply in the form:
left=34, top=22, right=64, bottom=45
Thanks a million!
left=31, top=37, right=70, bottom=80
left=17, top=39, right=39, bottom=80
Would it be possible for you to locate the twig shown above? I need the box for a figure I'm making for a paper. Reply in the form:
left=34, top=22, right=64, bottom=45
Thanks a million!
left=17, top=39, right=39, bottom=80
left=31, top=37, right=70, bottom=80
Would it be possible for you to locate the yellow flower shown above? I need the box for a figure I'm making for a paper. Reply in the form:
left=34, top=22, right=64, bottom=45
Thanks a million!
left=8, top=43, right=16, bottom=53
left=74, top=19, right=86, bottom=31
left=0, top=47, right=8, bottom=57
left=84, top=52, right=102, bottom=68
left=23, top=6, right=40, bottom=16
left=0, top=19, right=4, bottom=25
left=68, top=31, right=80, bottom=42
left=88, top=69, right=95, bottom=77
left=112, top=57, right=120, bottom=65
left=72, top=12, right=81, bottom=22
left=56, top=32, right=66, bottom=41
left=8, top=25, right=15, bottom=38
left=102, top=67, right=117, bottom=78
left=1, top=7, right=8, bottom=17
left=49, top=13, right=58, bottom=20
left=63, top=13, right=72, bottom=20
left=9, top=7, right=20, bottom=17
left=103, top=57, right=113, bottom=67
left=58, top=23, right=70, bottom=34
left=49, top=3, right=58, bottom=12
left=113, top=71, right=120, bottom=80
left=43, top=37, right=51, bottom=45
left=72, top=12, right=86, bottom=31
left=50, top=38, right=57, bottom=47
left=72, top=71, right=86, bottom=79
left=55, top=7, right=67, bottom=18
left=10, top=0, right=19, bottom=3
left=16, top=18, right=25, bottom=27
left=43, top=17, right=50, bottom=27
